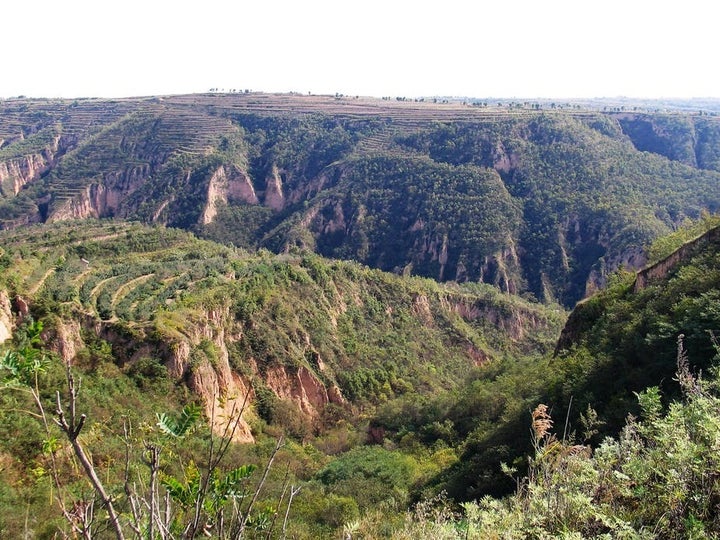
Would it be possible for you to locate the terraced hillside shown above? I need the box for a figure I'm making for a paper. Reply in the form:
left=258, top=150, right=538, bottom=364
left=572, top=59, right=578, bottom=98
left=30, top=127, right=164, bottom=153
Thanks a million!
left=0, top=221, right=564, bottom=428
left=3, top=93, right=720, bottom=305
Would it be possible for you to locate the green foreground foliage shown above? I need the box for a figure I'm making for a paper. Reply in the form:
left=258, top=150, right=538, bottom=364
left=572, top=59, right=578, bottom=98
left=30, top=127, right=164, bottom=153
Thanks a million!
left=2, top=217, right=720, bottom=537
left=552, top=219, right=720, bottom=435
left=374, top=340, right=720, bottom=539
left=0, top=221, right=564, bottom=537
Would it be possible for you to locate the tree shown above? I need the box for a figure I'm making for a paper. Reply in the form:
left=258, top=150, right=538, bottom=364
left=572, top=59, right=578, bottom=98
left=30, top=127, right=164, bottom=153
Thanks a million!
left=0, top=320, right=291, bottom=539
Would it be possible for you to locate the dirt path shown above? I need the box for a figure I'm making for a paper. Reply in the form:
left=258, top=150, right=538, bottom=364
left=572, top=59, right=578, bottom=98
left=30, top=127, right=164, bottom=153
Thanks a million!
left=111, top=274, right=153, bottom=307
left=90, top=275, right=120, bottom=302
left=29, top=268, right=55, bottom=294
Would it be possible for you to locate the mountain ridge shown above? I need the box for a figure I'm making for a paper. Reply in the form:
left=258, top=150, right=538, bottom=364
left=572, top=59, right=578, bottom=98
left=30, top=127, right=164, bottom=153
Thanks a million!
left=3, top=94, right=720, bottom=535
left=3, top=93, right=720, bottom=307
left=0, top=220, right=564, bottom=443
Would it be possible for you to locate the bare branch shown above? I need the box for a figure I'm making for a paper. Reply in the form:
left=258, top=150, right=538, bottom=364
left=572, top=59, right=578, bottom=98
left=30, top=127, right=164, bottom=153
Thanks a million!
left=281, top=485, right=302, bottom=540
left=236, top=437, right=285, bottom=539
left=55, top=378, right=126, bottom=540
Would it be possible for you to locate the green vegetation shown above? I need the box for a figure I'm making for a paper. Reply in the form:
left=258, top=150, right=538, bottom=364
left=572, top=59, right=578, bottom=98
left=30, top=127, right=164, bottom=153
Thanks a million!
left=0, top=221, right=566, bottom=537
left=291, top=154, right=522, bottom=288
left=396, top=114, right=720, bottom=303
left=3, top=93, right=720, bottom=537
left=5, top=217, right=717, bottom=537
left=0, top=321, right=312, bottom=539
left=644, top=211, right=720, bottom=264
left=358, top=346, right=720, bottom=538
left=3, top=95, right=720, bottom=306
left=550, top=223, right=720, bottom=436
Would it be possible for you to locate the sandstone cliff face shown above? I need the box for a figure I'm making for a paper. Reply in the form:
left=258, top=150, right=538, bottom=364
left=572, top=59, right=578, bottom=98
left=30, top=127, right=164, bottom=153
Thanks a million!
left=163, top=307, right=255, bottom=442
left=0, top=290, right=82, bottom=358
left=492, top=140, right=520, bottom=174
left=264, top=166, right=285, bottom=211
left=201, top=164, right=258, bottom=225
left=547, top=214, right=650, bottom=304
left=439, top=292, right=552, bottom=352
left=0, top=290, right=13, bottom=345
left=49, top=184, right=112, bottom=221
left=157, top=305, right=345, bottom=441
left=189, top=361, right=254, bottom=443
left=477, top=244, right=522, bottom=294
left=0, top=153, right=50, bottom=196
left=48, top=163, right=153, bottom=221
left=103, top=163, right=152, bottom=202
left=556, top=224, right=720, bottom=355
left=43, top=319, right=84, bottom=363
left=264, top=364, right=342, bottom=417
left=157, top=303, right=350, bottom=439
left=586, top=246, right=646, bottom=296
left=286, top=172, right=333, bottom=206
left=18, top=303, right=258, bottom=443
left=0, top=135, right=61, bottom=196
left=634, top=225, right=720, bottom=292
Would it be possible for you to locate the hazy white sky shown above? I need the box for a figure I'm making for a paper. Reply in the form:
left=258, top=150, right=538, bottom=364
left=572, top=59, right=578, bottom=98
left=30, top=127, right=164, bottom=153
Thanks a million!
left=3, top=0, right=717, bottom=99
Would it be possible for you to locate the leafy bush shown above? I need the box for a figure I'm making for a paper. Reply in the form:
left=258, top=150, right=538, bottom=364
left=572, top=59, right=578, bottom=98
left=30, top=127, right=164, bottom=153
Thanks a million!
left=316, top=445, right=420, bottom=509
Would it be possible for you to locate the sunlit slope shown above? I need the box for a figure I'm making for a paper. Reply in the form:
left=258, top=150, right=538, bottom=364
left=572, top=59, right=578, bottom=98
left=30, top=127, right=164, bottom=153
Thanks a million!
left=3, top=94, right=720, bottom=305
left=0, top=221, right=564, bottom=406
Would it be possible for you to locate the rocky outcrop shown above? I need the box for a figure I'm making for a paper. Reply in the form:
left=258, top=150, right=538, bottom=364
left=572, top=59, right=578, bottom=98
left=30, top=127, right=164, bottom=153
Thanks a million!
left=43, top=319, right=84, bottom=363
left=286, top=172, right=333, bottom=205
left=322, top=203, right=347, bottom=235
left=201, top=174, right=222, bottom=225
left=189, top=360, right=254, bottom=443
left=93, top=300, right=348, bottom=442
left=0, top=290, right=13, bottom=344
left=586, top=246, right=646, bottom=296
left=0, top=135, right=61, bottom=196
left=556, top=225, right=720, bottom=356
left=165, top=306, right=255, bottom=442
left=304, top=201, right=347, bottom=239
left=201, top=164, right=258, bottom=224
left=102, top=163, right=152, bottom=202
left=49, top=184, right=113, bottom=221
left=409, top=223, right=522, bottom=292
left=545, top=213, right=651, bottom=304
left=47, top=158, right=159, bottom=222
left=441, top=294, right=550, bottom=345
left=634, top=225, right=720, bottom=292
left=477, top=244, right=521, bottom=294
left=412, top=294, right=433, bottom=325
left=48, top=163, right=152, bottom=221
left=264, top=165, right=285, bottom=211
left=438, top=234, right=450, bottom=281
left=264, top=364, right=341, bottom=417
left=225, top=166, right=259, bottom=205
left=492, top=141, right=519, bottom=173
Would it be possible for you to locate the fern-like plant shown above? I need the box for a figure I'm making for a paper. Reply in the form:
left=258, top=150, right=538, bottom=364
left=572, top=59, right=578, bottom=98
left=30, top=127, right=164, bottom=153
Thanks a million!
left=156, top=403, right=202, bottom=438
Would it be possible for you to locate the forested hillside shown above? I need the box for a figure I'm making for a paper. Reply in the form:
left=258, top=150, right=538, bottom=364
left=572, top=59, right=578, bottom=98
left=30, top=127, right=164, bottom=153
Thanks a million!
left=356, top=214, right=720, bottom=539
left=4, top=217, right=720, bottom=537
left=2, top=94, right=720, bottom=305
left=552, top=215, right=720, bottom=432
left=0, top=220, right=563, bottom=537
left=4, top=93, right=720, bottom=538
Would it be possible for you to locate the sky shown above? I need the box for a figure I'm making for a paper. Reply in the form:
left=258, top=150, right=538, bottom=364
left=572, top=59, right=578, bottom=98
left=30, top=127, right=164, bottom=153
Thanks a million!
left=3, top=0, right=718, bottom=100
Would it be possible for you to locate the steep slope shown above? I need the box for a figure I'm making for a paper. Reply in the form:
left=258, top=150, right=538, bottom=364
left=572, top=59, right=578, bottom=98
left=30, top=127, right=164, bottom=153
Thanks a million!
left=0, top=220, right=564, bottom=440
left=394, top=115, right=720, bottom=303
left=553, top=220, right=720, bottom=432
left=616, top=112, right=720, bottom=171
left=3, top=94, right=720, bottom=306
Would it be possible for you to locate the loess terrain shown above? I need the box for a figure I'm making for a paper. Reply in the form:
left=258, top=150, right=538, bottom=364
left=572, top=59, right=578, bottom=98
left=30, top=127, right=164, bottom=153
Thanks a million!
left=3, top=93, right=720, bottom=538
left=3, top=93, right=720, bottom=305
